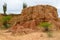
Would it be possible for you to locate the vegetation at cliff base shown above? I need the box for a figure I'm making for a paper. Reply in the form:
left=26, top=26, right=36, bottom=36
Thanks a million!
left=38, top=22, right=52, bottom=32
left=2, top=16, right=12, bottom=29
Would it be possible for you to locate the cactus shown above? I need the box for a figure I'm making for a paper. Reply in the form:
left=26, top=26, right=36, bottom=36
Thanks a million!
left=3, top=3, right=7, bottom=15
left=23, top=3, right=27, bottom=9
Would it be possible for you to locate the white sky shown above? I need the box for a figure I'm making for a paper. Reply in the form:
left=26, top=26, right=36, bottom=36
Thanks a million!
left=0, top=0, right=60, bottom=14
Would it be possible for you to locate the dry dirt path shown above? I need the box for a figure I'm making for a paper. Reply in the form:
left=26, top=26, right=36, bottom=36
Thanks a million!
left=0, top=30, right=60, bottom=40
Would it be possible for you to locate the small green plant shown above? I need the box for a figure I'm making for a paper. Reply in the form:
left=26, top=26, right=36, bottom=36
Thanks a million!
left=39, top=22, right=51, bottom=32
left=2, top=16, right=12, bottom=28
left=3, top=16, right=12, bottom=22
left=23, top=3, right=27, bottom=9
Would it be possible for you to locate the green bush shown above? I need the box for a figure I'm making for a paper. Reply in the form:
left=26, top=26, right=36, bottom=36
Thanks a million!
left=38, top=22, right=51, bottom=32
left=3, top=16, right=12, bottom=22
left=2, top=16, right=12, bottom=29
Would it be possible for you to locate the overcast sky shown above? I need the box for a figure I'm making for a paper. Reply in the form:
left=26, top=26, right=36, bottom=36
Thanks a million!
left=0, top=0, right=60, bottom=15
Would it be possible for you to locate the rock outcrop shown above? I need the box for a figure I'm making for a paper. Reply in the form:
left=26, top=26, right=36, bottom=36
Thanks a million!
left=9, top=5, right=60, bottom=34
left=21, top=5, right=58, bottom=21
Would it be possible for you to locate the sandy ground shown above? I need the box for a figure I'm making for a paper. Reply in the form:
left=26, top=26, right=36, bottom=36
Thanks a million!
left=0, top=30, right=60, bottom=40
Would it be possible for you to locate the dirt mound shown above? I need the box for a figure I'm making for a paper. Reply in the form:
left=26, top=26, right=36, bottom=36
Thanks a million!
left=9, top=5, right=60, bottom=34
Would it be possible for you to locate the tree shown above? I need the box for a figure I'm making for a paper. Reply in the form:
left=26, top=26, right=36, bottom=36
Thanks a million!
left=3, top=3, right=7, bottom=15
left=23, top=3, right=27, bottom=9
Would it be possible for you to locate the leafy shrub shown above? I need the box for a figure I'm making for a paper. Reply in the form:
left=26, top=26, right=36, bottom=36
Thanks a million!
left=2, top=16, right=12, bottom=28
left=3, top=16, right=12, bottom=22
left=38, top=22, right=51, bottom=32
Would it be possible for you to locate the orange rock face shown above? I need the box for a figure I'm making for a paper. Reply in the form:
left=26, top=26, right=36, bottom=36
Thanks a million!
left=22, top=5, right=58, bottom=21
left=10, top=5, right=60, bottom=34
